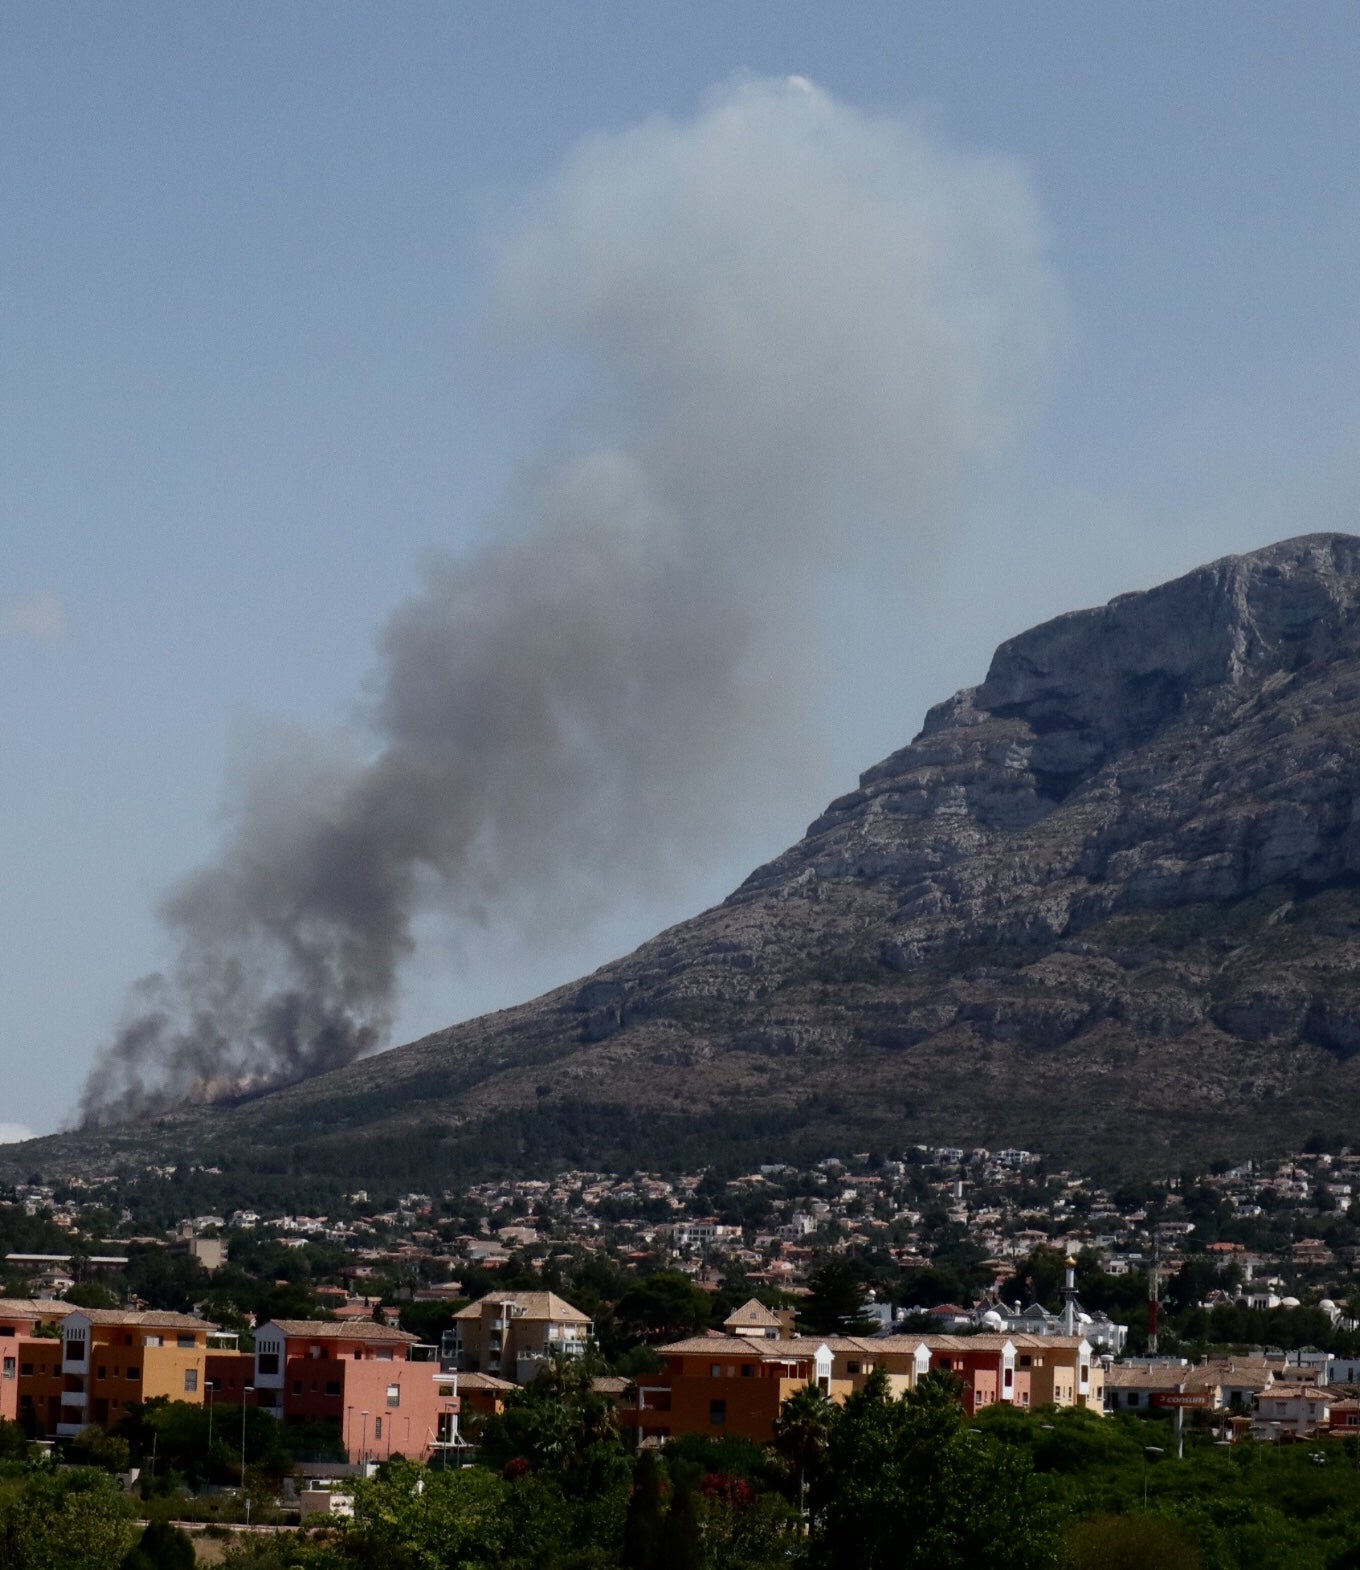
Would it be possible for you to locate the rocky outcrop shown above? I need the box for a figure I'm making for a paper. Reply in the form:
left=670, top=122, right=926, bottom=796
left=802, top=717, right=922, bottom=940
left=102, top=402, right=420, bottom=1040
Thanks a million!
left=16, top=534, right=1360, bottom=1182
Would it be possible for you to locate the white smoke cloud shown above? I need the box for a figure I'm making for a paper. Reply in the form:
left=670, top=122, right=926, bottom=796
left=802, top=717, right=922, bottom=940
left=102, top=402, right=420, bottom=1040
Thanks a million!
left=81, top=75, right=1060, bottom=1123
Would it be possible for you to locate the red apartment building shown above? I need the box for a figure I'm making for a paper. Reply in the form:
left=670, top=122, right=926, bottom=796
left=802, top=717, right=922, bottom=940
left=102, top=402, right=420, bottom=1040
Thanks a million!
left=251, top=1319, right=460, bottom=1465
left=0, top=1298, right=68, bottom=1425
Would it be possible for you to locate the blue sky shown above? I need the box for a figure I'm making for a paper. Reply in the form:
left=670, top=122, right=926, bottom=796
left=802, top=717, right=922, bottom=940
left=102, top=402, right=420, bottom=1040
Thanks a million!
left=3, top=4, right=1359, bottom=1137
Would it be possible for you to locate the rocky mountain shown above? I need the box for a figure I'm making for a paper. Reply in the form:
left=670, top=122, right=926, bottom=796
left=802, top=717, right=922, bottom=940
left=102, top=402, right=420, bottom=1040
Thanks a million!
left=16, top=532, right=1360, bottom=1186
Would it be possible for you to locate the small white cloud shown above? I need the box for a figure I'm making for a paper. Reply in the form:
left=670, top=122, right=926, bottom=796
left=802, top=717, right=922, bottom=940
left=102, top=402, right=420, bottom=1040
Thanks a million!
left=0, top=590, right=69, bottom=644
left=0, top=1122, right=34, bottom=1145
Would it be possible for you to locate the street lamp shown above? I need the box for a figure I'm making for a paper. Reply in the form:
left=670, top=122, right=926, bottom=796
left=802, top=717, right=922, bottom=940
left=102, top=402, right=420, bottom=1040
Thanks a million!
left=361, top=1410, right=370, bottom=1469
left=206, top=1383, right=216, bottom=1456
left=1143, top=1445, right=1164, bottom=1508
left=240, top=1385, right=255, bottom=1517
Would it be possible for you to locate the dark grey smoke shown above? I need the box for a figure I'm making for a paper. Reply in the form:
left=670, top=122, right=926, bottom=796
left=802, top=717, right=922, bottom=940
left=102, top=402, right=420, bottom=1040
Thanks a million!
left=79, top=76, right=1058, bottom=1124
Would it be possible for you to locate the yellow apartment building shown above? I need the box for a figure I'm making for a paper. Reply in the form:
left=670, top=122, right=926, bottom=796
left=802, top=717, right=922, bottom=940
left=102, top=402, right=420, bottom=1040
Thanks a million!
left=26, top=1308, right=217, bottom=1437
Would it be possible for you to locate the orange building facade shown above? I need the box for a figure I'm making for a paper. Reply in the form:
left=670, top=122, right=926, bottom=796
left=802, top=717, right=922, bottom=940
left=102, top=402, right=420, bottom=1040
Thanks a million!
left=634, top=1331, right=1103, bottom=1445
left=23, top=1308, right=217, bottom=1438
left=634, top=1337, right=849, bottom=1446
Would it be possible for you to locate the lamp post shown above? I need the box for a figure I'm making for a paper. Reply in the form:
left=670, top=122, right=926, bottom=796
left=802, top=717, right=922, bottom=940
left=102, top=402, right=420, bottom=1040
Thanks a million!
left=240, top=1384, right=255, bottom=1520
left=1143, top=1445, right=1164, bottom=1508
left=361, top=1410, right=370, bottom=1470
left=206, top=1382, right=215, bottom=1456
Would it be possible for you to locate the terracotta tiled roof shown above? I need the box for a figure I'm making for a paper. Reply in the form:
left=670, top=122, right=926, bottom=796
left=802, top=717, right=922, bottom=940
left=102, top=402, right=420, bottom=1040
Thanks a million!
left=66, top=1308, right=216, bottom=1331
left=0, top=1298, right=73, bottom=1319
left=722, top=1298, right=782, bottom=1328
left=264, top=1319, right=416, bottom=1343
left=451, top=1291, right=590, bottom=1325
left=1104, top=1365, right=1191, bottom=1389
left=658, top=1336, right=821, bottom=1359
left=455, top=1371, right=517, bottom=1391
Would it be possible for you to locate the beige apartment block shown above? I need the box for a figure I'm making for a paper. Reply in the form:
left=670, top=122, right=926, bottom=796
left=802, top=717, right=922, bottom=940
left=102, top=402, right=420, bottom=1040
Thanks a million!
left=446, top=1292, right=591, bottom=1383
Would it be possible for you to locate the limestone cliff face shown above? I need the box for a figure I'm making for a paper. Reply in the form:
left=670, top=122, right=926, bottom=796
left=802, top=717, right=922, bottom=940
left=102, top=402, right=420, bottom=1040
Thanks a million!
left=18, top=534, right=1360, bottom=1181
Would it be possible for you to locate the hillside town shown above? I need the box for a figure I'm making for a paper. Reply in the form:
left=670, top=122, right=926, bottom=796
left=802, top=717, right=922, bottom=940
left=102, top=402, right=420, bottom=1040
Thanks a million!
left=6, top=1139, right=1360, bottom=1460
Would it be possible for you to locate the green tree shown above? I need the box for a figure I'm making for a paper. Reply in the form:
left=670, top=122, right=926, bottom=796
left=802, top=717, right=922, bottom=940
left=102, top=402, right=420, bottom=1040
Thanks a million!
left=621, top=1448, right=668, bottom=1570
left=799, top=1262, right=876, bottom=1336
left=0, top=1468, right=138, bottom=1570
left=348, top=1459, right=511, bottom=1568
left=773, top=1383, right=838, bottom=1516
left=0, top=1417, right=32, bottom=1461
left=62, top=1280, right=121, bottom=1310
left=657, top=1458, right=703, bottom=1570
left=121, top=1519, right=196, bottom=1570
left=810, top=1369, right=1058, bottom=1570
left=613, top=1272, right=714, bottom=1346
left=1066, top=1513, right=1201, bottom=1570
left=477, top=1355, right=621, bottom=1482
left=71, top=1423, right=132, bottom=1473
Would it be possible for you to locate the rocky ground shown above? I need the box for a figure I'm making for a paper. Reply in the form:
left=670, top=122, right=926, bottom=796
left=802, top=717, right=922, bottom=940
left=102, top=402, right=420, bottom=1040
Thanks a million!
left=16, top=533, right=1360, bottom=1185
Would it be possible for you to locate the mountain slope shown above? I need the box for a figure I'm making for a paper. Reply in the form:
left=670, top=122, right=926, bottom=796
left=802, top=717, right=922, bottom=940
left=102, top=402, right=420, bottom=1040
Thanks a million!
left=17, top=532, right=1360, bottom=1184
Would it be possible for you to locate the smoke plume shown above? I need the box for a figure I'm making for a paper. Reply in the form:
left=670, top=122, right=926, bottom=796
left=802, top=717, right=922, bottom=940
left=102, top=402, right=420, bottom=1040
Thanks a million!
left=80, top=76, right=1058, bottom=1124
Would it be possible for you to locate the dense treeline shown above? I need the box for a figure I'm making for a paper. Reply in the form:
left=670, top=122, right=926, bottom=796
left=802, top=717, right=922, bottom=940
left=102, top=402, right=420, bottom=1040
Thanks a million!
left=13, top=1363, right=1360, bottom=1569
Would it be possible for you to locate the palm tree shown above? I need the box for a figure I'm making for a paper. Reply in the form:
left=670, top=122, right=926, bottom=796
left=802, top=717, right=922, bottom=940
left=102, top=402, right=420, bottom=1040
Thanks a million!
left=773, top=1382, right=838, bottom=1522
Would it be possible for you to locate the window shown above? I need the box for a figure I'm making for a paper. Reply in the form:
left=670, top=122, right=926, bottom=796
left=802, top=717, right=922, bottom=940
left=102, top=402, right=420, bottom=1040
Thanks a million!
left=1080, top=1366, right=1089, bottom=1383
left=292, top=1380, right=303, bottom=1395
left=709, top=1399, right=726, bottom=1427
left=742, top=1365, right=755, bottom=1378
left=2, top=1357, right=14, bottom=1380
left=326, top=1381, right=342, bottom=1396
left=710, top=1364, right=722, bottom=1378
left=387, top=1383, right=401, bottom=1408
left=374, top=1417, right=383, bottom=1439
left=258, top=1352, right=280, bottom=1376
left=127, top=1367, right=141, bottom=1381
left=20, top=1362, right=33, bottom=1378
left=178, top=1335, right=196, bottom=1349
left=98, top=1367, right=107, bottom=1381
left=1004, top=1369, right=1013, bottom=1388
left=144, top=1335, right=163, bottom=1348
left=377, top=1349, right=393, bottom=1362
left=847, top=1362, right=861, bottom=1375
left=438, top=1384, right=454, bottom=1398
left=184, top=1369, right=198, bottom=1393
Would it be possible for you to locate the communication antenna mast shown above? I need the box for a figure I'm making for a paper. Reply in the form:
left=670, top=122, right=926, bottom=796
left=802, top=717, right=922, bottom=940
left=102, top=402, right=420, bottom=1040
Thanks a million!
left=1147, top=1237, right=1162, bottom=1355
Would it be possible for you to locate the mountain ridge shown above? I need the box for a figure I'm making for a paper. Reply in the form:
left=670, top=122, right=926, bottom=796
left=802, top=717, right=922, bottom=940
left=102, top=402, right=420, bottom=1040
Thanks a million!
left=14, top=531, right=1360, bottom=1187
